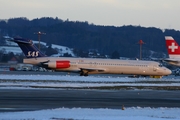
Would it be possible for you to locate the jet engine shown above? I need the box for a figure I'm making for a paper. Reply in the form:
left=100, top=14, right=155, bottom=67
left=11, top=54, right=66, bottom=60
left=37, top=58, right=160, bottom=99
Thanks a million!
left=44, top=60, right=70, bottom=69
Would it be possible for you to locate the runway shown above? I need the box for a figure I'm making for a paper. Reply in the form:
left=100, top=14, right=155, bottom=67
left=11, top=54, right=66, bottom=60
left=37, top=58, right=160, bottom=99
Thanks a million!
left=1, top=88, right=180, bottom=112
left=0, top=71, right=180, bottom=112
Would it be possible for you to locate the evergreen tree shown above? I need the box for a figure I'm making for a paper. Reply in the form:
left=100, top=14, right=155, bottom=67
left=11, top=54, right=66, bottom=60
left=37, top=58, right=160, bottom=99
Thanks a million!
left=111, top=50, right=120, bottom=59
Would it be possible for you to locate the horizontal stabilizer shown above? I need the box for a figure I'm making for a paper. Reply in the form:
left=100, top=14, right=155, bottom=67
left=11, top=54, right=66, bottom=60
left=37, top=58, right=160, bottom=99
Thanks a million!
left=9, top=38, right=33, bottom=45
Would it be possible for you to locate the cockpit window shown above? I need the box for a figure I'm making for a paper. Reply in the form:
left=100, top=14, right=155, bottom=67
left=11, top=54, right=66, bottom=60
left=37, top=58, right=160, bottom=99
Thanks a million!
left=158, top=64, right=163, bottom=67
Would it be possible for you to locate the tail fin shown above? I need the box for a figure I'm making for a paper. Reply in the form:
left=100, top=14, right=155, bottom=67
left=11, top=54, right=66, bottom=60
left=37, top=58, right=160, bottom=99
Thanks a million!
left=165, top=36, right=180, bottom=59
left=12, top=38, right=46, bottom=58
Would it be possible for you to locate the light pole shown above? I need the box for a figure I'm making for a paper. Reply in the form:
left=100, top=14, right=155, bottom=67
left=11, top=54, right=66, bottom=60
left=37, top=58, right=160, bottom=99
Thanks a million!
left=138, top=40, right=144, bottom=60
left=34, top=31, right=46, bottom=50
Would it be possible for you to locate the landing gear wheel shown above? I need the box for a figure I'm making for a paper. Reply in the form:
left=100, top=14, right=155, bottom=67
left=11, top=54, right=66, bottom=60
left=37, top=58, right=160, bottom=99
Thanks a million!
left=80, top=71, right=89, bottom=76
left=84, top=73, right=88, bottom=76
left=80, top=72, right=84, bottom=76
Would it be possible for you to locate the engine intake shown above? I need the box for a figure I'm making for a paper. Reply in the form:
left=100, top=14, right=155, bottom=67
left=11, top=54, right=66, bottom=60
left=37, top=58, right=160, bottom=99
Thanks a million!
left=45, top=60, right=70, bottom=69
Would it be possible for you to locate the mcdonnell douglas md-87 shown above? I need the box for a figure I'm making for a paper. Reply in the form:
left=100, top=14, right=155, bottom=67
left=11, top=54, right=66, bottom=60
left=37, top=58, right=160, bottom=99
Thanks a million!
left=10, top=38, right=171, bottom=78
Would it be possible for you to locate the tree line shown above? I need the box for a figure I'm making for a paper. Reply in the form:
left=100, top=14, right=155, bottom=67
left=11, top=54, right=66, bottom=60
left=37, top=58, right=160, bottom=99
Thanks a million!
left=1, top=17, right=180, bottom=59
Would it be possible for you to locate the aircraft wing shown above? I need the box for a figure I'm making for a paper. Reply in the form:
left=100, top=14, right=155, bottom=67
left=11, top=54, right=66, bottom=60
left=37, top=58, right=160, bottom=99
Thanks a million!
left=80, top=67, right=106, bottom=73
left=151, top=58, right=180, bottom=64
left=163, top=59, right=179, bottom=64
left=163, top=58, right=180, bottom=67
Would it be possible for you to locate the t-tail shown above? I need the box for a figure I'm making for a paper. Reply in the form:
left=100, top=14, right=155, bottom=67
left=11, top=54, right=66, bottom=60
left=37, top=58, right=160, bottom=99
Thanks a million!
left=12, top=38, right=46, bottom=58
left=165, top=36, right=180, bottom=59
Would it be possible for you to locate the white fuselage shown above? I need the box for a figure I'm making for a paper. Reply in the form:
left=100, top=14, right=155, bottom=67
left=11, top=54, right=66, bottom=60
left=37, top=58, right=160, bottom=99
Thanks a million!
left=24, top=57, right=171, bottom=76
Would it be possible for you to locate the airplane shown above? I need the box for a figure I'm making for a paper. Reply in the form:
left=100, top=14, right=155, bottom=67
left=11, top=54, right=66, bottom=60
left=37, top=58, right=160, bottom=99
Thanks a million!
left=165, top=36, right=180, bottom=66
left=10, top=37, right=171, bottom=78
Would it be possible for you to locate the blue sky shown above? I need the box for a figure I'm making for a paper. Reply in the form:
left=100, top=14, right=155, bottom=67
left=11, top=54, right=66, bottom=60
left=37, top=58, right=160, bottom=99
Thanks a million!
left=0, top=0, right=180, bottom=30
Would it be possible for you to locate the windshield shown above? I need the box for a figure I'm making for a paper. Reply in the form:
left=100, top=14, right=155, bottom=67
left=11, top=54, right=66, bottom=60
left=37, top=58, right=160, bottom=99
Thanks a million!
left=158, top=63, right=163, bottom=67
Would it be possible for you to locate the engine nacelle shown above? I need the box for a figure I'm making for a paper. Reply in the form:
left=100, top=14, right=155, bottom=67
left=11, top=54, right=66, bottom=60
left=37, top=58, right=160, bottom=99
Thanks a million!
left=45, top=60, right=70, bottom=69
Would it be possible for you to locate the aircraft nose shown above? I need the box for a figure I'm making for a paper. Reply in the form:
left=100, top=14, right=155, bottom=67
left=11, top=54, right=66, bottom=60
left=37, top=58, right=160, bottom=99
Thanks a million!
left=165, top=68, right=172, bottom=75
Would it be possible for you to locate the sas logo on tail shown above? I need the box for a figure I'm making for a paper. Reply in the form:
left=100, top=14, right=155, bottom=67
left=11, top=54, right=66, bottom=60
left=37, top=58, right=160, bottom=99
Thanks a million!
left=169, top=42, right=178, bottom=52
left=27, top=51, right=39, bottom=57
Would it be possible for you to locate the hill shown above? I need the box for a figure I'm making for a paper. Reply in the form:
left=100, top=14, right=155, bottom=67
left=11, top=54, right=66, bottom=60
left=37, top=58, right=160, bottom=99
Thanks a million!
left=0, top=37, right=75, bottom=57
left=1, top=17, right=180, bottom=59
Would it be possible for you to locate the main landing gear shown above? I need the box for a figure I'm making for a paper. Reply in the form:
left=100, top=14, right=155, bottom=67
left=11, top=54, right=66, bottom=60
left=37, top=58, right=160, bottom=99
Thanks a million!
left=80, top=70, right=88, bottom=76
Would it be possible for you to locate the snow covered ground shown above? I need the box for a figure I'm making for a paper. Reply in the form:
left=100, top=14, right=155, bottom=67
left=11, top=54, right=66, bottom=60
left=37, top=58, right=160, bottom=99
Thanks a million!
left=0, top=74, right=180, bottom=89
left=0, top=46, right=22, bottom=54
left=1, top=107, right=180, bottom=120
left=0, top=74, right=180, bottom=120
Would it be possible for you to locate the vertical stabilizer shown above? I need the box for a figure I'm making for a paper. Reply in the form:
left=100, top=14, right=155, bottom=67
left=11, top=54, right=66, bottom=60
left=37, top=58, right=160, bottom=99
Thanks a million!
left=165, top=36, right=180, bottom=59
left=12, top=38, right=46, bottom=58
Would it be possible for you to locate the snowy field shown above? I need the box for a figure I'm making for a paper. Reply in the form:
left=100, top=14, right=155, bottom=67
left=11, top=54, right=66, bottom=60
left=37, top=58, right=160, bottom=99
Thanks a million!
left=1, top=107, right=180, bottom=120
left=0, top=74, right=180, bottom=89
left=0, top=74, right=180, bottom=120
